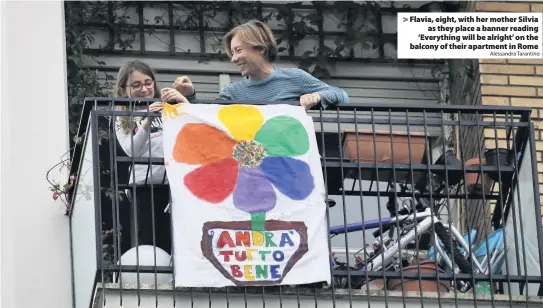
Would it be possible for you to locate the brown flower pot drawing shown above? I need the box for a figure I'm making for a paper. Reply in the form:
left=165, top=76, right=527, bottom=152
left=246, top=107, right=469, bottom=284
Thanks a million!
left=201, top=220, right=308, bottom=286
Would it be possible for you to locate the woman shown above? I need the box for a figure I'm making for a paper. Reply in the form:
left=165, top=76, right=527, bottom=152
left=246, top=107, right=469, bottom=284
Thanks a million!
left=114, top=60, right=189, bottom=253
left=173, top=19, right=348, bottom=108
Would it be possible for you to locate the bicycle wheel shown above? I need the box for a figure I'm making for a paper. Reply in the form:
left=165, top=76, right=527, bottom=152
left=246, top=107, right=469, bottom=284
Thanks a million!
left=433, top=222, right=473, bottom=274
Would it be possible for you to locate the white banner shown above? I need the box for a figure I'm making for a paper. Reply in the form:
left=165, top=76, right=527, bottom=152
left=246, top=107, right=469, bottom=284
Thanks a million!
left=162, top=103, right=331, bottom=287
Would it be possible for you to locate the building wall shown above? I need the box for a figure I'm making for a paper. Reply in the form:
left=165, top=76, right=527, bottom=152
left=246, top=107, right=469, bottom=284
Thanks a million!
left=476, top=1, right=543, bottom=221
left=1, top=2, right=72, bottom=307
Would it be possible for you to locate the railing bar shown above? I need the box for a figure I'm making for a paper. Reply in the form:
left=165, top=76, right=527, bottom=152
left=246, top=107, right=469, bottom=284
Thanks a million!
left=244, top=286, right=248, bottom=308
left=439, top=110, right=457, bottom=307
left=296, top=285, right=301, bottom=308
left=208, top=287, right=212, bottom=308
left=353, top=108, right=371, bottom=308
left=422, top=110, right=444, bottom=308
left=104, top=264, right=543, bottom=282
left=225, top=285, right=230, bottom=308
left=370, top=108, right=389, bottom=307
left=190, top=286, right=194, bottom=308
left=335, top=106, right=353, bottom=303
left=128, top=102, right=142, bottom=304
left=406, top=109, right=425, bottom=308
left=456, top=110, right=474, bottom=304
left=114, top=156, right=520, bottom=172
left=109, top=102, right=124, bottom=305
left=527, top=116, right=543, bottom=297
left=387, top=109, right=407, bottom=307
left=329, top=271, right=543, bottom=282
left=168, top=187, right=176, bottom=306
left=143, top=101, right=160, bottom=307
left=490, top=111, right=514, bottom=305
left=279, top=285, right=283, bottom=308
left=458, top=110, right=479, bottom=308
left=96, top=110, right=532, bottom=128
left=262, top=286, right=266, bottom=308
left=319, top=107, right=336, bottom=307
left=508, top=112, right=530, bottom=306
left=309, top=118, right=529, bottom=128
left=84, top=97, right=534, bottom=113
left=119, top=184, right=508, bottom=200
left=475, top=111, right=496, bottom=307
left=91, top=108, right=106, bottom=307
left=313, top=285, right=318, bottom=308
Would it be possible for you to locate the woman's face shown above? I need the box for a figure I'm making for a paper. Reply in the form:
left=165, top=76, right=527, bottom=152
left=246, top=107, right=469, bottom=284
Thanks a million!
left=230, top=34, right=266, bottom=78
left=125, top=70, right=155, bottom=98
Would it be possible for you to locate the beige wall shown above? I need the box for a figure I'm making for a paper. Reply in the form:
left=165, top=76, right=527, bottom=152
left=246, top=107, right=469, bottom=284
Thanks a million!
left=476, top=1, right=543, bottom=218
left=1, top=1, right=72, bottom=307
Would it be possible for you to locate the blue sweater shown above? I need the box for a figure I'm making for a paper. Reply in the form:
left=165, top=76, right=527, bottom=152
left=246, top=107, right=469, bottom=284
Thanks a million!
left=215, top=67, right=349, bottom=107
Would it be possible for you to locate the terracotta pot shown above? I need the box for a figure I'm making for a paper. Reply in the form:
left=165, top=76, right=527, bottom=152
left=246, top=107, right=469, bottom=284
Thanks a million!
left=387, top=259, right=451, bottom=293
left=465, top=158, right=493, bottom=195
left=342, top=129, right=427, bottom=164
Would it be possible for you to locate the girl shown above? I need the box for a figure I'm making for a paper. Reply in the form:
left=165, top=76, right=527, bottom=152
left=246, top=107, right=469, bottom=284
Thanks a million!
left=114, top=60, right=188, bottom=253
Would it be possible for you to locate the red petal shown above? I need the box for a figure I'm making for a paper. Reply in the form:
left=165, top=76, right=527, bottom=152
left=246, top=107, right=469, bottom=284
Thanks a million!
left=184, top=158, right=239, bottom=203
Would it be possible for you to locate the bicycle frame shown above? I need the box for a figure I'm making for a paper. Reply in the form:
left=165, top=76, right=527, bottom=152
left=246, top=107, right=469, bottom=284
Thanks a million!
left=329, top=207, right=486, bottom=274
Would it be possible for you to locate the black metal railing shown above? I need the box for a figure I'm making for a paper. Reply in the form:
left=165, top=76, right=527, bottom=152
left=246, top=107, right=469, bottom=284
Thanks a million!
left=69, top=98, right=543, bottom=307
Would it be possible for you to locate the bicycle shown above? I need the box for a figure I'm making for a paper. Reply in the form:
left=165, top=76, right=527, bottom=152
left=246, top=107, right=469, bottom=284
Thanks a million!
left=327, top=151, right=482, bottom=290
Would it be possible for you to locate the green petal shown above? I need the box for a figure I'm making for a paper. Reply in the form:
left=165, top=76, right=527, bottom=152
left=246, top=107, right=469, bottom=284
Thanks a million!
left=254, top=116, right=309, bottom=157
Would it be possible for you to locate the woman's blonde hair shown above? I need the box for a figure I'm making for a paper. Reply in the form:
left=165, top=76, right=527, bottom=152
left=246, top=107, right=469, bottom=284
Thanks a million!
left=114, top=60, right=161, bottom=134
left=223, top=19, right=278, bottom=62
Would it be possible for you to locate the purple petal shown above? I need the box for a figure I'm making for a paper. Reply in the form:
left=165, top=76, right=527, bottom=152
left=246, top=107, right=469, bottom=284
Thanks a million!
left=233, top=167, right=276, bottom=214
left=259, top=157, right=314, bottom=200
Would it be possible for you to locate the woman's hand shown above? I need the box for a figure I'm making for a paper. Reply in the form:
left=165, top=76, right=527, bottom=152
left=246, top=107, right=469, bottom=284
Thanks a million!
left=300, top=93, right=321, bottom=110
left=161, top=88, right=189, bottom=104
left=172, top=76, right=195, bottom=97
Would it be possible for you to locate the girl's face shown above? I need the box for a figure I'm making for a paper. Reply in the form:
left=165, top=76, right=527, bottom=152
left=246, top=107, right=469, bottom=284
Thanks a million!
left=125, top=70, right=155, bottom=98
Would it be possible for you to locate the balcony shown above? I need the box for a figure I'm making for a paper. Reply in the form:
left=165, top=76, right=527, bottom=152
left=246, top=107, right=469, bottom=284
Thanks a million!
left=69, top=98, right=543, bottom=307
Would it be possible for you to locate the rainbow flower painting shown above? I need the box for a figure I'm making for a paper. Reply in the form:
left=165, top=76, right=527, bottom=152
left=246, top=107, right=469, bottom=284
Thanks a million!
left=172, top=105, right=314, bottom=230
left=162, top=103, right=330, bottom=288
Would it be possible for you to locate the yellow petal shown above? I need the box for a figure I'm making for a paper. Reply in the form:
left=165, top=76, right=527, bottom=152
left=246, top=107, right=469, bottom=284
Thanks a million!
left=218, top=105, right=264, bottom=141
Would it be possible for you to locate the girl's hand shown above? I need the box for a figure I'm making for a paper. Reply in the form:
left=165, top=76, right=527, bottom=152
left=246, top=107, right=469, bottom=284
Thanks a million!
left=141, top=102, right=164, bottom=131
left=161, top=88, right=189, bottom=104
left=148, top=102, right=164, bottom=112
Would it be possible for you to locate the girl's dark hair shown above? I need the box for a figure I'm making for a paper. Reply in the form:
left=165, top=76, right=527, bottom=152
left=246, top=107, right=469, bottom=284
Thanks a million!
left=115, top=60, right=160, bottom=98
left=115, top=60, right=161, bottom=134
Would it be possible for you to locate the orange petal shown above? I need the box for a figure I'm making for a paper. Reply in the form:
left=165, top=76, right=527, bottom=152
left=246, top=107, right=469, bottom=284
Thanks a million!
left=173, top=123, right=236, bottom=165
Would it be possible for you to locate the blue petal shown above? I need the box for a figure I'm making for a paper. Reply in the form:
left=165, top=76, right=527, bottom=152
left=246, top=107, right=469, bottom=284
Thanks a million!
left=259, top=157, right=314, bottom=200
